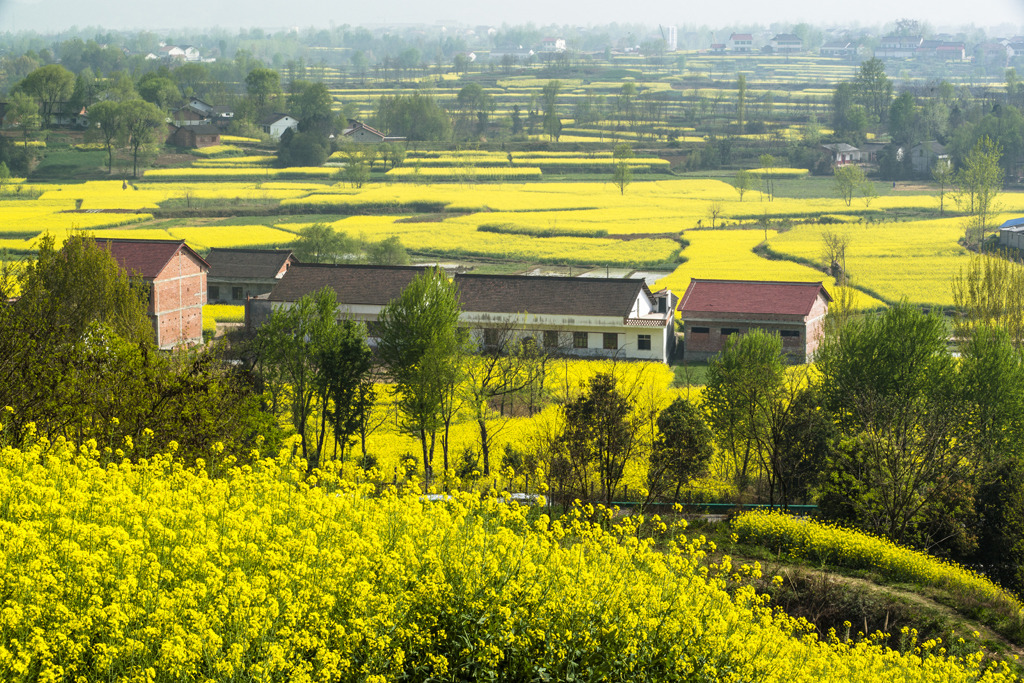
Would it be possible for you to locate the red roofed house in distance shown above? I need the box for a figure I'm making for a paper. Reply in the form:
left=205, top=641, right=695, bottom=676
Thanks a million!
left=677, top=279, right=832, bottom=363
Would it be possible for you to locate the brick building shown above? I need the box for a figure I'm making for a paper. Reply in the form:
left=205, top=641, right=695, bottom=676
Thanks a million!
left=677, top=279, right=831, bottom=363
left=102, top=239, right=209, bottom=349
left=166, top=123, right=221, bottom=149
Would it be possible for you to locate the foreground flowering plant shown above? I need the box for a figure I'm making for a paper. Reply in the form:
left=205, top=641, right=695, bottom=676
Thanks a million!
left=0, top=429, right=1017, bottom=682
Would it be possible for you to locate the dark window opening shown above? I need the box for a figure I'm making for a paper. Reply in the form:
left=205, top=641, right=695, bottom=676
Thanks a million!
left=691, top=326, right=710, bottom=334
left=232, top=286, right=243, bottom=300
left=603, top=333, right=618, bottom=350
left=543, top=330, right=559, bottom=348
left=208, top=285, right=219, bottom=301
left=638, top=334, right=652, bottom=350
left=780, top=330, right=801, bottom=337
left=573, top=331, right=588, bottom=349
left=483, top=328, right=499, bottom=347
left=721, top=328, right=740, bottom=336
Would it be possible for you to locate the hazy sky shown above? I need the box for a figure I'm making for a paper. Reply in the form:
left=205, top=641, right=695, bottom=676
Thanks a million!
left=0, top=0, right=1021, bottom=34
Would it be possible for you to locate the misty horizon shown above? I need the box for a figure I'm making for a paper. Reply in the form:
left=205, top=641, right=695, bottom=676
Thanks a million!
left=0, top=0, right=1021, bottom=36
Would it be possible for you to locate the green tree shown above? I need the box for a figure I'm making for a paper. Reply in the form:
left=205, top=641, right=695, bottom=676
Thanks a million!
left=376, top=267, right=466, bottom=482
left=758, top=154, right=777, bottom=201
left=118, top=99, right=165, bottom=177
left=365, top=236, right=409, bottom=265
left=463, top=322, right=547, bottom=476
left=288, top=81, right=335, bottom=134
left=955, top=136, right=1003, bottom=248
left=648, top=397, right=713, bottom=502
left=832, top=164, right=866, bottom=206
left=373, top=93, right=451, bottom=141
left=137, top=75, right=181, bottom=111
left=541, top=80, right=562, bottom=141
left=19, top=63, right=74, bottom=128
left=736, top=73, right=747, bottom=134
left=888, top=91, right=918, bottom=145
left=0, top=233, right=150, bottom=440
left=172, top=63, right=210, bottom=98
left=314, top=318, right=375, bottom=463
left=815, top=304, right=969, bottom=550
left=611, top=142, right=633, bottom=195
left=245, top=67, right=281, bottom=115
left=952, top=252, right=1024, bottom=348
left=702, top=329, right=787, bottom=493
left=4, top=91, right=40, bottom=149
left=854, top=58, right=892, bottom=124
left=86, top=100, right=122, bottom=173
left=254, top=287, right=361, bottom=472
left=277, top=130, right=329, bottom=167
left=291, top=223, right=356, bottom=264
left=455, top=82, right=493, bottom=140
left=733, top=169, right=752, bottom=201
left=0, top=162, right=9, bottom=193
left=559, top=373, right=637, bottom=503
left=932, top=160, right=954, bottom=216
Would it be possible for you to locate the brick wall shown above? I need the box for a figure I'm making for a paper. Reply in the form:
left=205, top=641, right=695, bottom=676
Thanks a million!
left=151, top=251, right=207, bottom=348
left=682, top=296, right=830, bottom=363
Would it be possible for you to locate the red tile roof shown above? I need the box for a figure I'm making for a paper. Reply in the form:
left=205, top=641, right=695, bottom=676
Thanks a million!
left=678, top=279, right=831, bottom=317
left=98, top=239, right=209, bottom=279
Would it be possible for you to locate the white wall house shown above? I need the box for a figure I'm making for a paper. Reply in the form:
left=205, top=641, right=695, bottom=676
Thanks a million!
left=455, top=274, right=675, bottom=363
left=259, top=113, right=300, bottom=139
left=246, top=265, right=677, bottom=363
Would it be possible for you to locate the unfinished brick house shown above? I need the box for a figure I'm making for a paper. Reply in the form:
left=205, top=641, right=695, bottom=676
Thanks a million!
left=101, top=239, right=209, bottom=349
left=677, top=279, right=831, bottom=363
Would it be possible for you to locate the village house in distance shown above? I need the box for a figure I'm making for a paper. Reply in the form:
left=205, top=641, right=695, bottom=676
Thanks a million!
left=101, top=239, right=209, bottom=349
left=677, top=278, right=831, bottom=363
left=246, top=264, right=677, bottom=362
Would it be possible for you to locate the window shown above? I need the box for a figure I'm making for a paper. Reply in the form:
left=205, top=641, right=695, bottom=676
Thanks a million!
left=573, top=331, right=588, bottom=349
left=603, top=333, right=618, bottom=350
left=656, top=297, right=667, bottom=313
left=208, top=285, right=219, bottom=301
left=721, top=327, right=740, bottom=336
left=543, top=330, right=559, bottom=348
left=232, top=286, right=243, bottom=300
left=780, top=330, right=801, bottom=338
left=691, top=326, right=710, bottom=334
left=637, top=334, right=651, bottom=351
left=483, top=328, right=499, bottom=347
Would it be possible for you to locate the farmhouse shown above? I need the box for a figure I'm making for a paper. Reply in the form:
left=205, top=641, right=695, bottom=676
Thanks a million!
left=910, top=140, right=949, bottom=175
left=100, top=239, right=209, bottom=349
left=820, top=40, right=857, bottom=58
left=246, top=263, right=426, bottom=332
left=677, top=279, right=831, bottom=363
left=166, top=124, right=221, bottom=149
left=770, top=34, right=803, bottom=54
left=998, top=217, right=1024, bottom=250
left=247, top=266, right=677, bottom=362
left=728, top=33, right=754, bottom=52
left=821, top=143, right=861, bottom=166
left=340, top=119, right=407, bottom=143
left=454, top=274, right=676, bottom=363
left=205, top=248, right=298, bottom=303
left=260, top=113, right=300, bottom=139
left=875, top=35, right=922, bottom=59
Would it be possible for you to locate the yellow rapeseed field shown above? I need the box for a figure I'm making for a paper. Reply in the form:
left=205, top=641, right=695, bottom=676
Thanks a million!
left=0, top=431, right=1018, bottom=681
